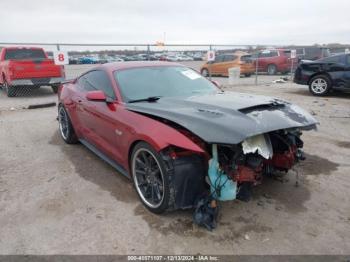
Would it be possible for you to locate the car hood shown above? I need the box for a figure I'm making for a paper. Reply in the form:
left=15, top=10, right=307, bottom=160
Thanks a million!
left=126, top=92, right=318, bottom=144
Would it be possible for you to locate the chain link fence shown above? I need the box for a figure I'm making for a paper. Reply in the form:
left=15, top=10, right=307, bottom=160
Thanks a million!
left=0, top=42, right=341, bottom=110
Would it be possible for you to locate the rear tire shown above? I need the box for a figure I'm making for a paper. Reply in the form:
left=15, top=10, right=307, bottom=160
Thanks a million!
left=58, top=104, right=78, bottom=144
left=131, top=142, right=175, bottom=214
left=308, top=75, right=331, bottom=96
left=52, top=85, right=59, bottom=94
left=201, top=68, right=209, bottom=77
left=4, top=81, right=16, bottom=97
left=244, top=73, right=251, bottom=77
left=267, top=64, right=277, bottom=75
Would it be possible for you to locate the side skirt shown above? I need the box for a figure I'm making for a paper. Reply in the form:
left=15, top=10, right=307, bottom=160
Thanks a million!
left=79, top=139, right=130, bottom=179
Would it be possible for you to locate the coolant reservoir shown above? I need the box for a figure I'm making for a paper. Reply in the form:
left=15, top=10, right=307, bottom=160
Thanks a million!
left=208, top=144, right=237, bottom=201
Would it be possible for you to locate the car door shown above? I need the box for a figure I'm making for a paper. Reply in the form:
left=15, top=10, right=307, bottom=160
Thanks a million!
left=77, top=70, right=124, bottom=163
left=344, top=54, right=350, bottom=88
left=210, top=55, right=225, bottom=75
left=218, top=54, right=238, bottom=76
left=321, top=55, right=346, bottom=88
left=256, top=51, right=268, bottom=71
left=258, top=50, right=278, bottom=72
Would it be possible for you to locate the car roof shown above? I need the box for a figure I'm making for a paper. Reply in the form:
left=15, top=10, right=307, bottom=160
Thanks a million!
left=96, top=61, right=185, bottom=72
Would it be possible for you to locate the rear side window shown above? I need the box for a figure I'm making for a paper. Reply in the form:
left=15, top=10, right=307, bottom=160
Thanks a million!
left=224, top=55, right=237, bottom=61
left=319, top=55, right=341, bottom=63
left=79, top=70, right=115, bottom=99
left=4, top=49, right=46, bottom=60
left=260, top=51, right=278, bottom=58
left=269, top=51, right=279, bottom=57
left=282, top=50, right=291, bottom=57
left=241, top=55, right=252, bottom=62
left=214, top=55, right=225, bottom=63
left=346, top=55, right=350, bottom=65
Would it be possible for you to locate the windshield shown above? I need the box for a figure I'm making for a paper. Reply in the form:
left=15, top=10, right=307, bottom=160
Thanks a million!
left=5, top=49, right=46, bottom=60
left=114, top=66, right=218, bottom=102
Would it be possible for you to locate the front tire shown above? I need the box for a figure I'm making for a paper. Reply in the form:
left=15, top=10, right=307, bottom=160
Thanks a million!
left=308, top=75, right=331, bottom=96
left=58, top=104, right=78, bottom=144
left=131, top=142, right=174, bottom=214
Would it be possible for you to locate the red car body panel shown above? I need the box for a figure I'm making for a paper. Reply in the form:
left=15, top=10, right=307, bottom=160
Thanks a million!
left=0, top=46, right=64, bottom=86
left=254, top=49, right=297, bottom=73
left=59, top=62, right=205, bottom=174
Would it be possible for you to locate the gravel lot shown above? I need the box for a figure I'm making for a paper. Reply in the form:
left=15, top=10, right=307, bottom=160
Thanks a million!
left=0, top=64, right=350, bottom=255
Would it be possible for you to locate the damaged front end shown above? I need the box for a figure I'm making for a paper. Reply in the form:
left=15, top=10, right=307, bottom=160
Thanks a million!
left=191, top=129, right=306, bottom=230
left=126, top=92, right=317, bottom=229
left=160, top=126, right=307, bottom=210
left=209, top=129, right=305, bottom=203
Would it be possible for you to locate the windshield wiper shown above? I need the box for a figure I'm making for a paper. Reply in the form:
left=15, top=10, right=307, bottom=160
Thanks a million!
left=128, top=96, right=162, bottom=103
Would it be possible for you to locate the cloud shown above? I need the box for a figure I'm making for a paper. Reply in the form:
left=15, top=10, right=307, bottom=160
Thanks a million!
left=1, top=0, right=349, bottom=46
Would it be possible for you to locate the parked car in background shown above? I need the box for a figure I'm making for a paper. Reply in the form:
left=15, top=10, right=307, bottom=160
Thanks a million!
left=294, top=53, right=350, bottom=96
left=200, top=51, right=255, bottom=77
left=100, top=56, right=124, bottom=63
left=296, top=47, right=330, bottom=61
left=69, top=57, right=79, bottom=64
left=0, top=46, right=65, bottom=97
left=164, top=55, right=180, bottom=62
left=252, top=49, right=296, bottom=75
left=177, top=54, right=194, bottom=61
left=78, top=56, right=98, bottom=64
left=192, top=53, right=204, bottom=61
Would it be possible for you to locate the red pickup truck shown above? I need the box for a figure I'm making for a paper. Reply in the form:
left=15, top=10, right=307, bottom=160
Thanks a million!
left=0, top=47, right=65, bottom=97
left=252, top=49, right=297, bottom=75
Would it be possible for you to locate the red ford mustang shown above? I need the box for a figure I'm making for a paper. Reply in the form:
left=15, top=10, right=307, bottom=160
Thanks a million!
left=58, top=61, right=317, bottom=215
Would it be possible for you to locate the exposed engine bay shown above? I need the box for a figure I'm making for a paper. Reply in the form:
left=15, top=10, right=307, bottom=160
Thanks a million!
left=212, top=129, right=305, bottom=202
left=165, top=124, right=306, bottom=204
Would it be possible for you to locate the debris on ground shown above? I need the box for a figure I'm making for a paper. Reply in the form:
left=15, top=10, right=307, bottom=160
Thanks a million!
left=272, top=77, right=289, bottom=84
left=193, top=195, right=219, bottom=231
left=310, top=110, right=317, bottom=116
left=275, top=206, right=283, bottom=211
left=262, top=238, right=270, bottom=243
left=257, top=200, right=265, bottom=207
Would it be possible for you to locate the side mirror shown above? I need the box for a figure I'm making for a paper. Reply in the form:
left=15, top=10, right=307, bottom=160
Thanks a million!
left=86, top=90, right=107, bottom=102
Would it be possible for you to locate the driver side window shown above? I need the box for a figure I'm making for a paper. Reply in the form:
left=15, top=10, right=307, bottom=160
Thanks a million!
left=78, top=70, right=116, bottom=99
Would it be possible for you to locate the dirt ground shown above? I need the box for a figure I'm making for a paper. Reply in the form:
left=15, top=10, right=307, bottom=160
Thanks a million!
left=0, top=71, right=350, bottom=254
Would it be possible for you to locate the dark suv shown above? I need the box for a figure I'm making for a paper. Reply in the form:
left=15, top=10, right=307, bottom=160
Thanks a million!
left=294, top=53, right=350, bottom=96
